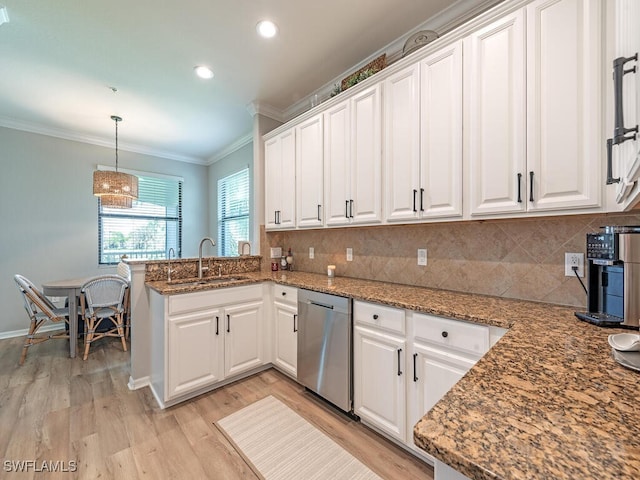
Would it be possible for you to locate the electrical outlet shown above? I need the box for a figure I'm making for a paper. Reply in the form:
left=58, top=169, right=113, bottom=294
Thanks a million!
left=417, top=248, right=427, bottom=266
left=309, top=247, right=314, bottom=259
left=564, top=253, right=584, bottom=277
left=346, top=247, right=353, bottom=262
left=270, top=247, right=282, bottom=259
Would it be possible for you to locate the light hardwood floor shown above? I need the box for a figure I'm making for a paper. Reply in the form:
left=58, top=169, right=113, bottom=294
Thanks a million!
left=0, top=336, right=434, bottom=479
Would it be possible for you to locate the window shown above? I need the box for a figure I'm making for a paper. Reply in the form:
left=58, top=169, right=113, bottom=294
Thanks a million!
left=98, top=172, right=182, bottom=264
left=218, top=168, right=250, bottom=256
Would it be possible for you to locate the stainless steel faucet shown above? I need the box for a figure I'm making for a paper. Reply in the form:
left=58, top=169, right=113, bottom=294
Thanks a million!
left=167, top=247, right=175, bottom=282
left=198, top=237, right=216, bottom=279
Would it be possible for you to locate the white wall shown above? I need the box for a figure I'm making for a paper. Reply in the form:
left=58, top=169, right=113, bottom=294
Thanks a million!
left=208, top=142, right=253, bottom=256
left=0, top=126, right=209, bottom=334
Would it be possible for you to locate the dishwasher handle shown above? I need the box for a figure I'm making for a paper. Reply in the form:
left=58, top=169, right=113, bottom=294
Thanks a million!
left=307, top=300, right=334, bottom=310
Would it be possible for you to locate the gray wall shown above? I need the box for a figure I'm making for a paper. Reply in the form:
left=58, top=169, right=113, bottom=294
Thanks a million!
left=0, top=126, right=209, bottom=334
left=208, top=142, right=253, bottom=256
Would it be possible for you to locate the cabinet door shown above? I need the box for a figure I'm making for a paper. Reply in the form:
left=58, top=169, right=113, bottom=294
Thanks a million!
left=466, top=10, right=526, bottom=216
left=420, top=41, right=463, bottom=218
left=279, top=130, right=297, bottom=228
left=324, top=100, right=352, bottom=226
left=354, top=325, right=406, bottom=442
left=526, top=0, right=602, bottom=211
left=384, top=63, right=421, bottom=222
left=264, top=136, right=281, bottom=230
left=296, top=114, right=324, bottom=227
left=264, top=130, right=296, bottom=229
left=224, top=301, right=264, bottom=378
left=273, top=302, right=297, bottom=377
left=614, top=0, right=640, bottom=209
left=167, top=309, right=223, bottom=400
left=408, top=343, right=476, bottom=452
left=351, top=84, right=383, bottom=224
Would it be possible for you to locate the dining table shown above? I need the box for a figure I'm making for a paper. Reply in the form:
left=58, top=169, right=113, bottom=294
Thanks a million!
left=42, top=276, right=94, bottom=358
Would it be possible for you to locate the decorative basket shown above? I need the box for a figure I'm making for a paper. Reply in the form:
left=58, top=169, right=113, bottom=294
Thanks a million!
left=340, top=54, right=387, bottom=92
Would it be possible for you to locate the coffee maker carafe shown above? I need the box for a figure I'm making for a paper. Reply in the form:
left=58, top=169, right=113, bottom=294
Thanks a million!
left=575, top=226, right=640, bottom=328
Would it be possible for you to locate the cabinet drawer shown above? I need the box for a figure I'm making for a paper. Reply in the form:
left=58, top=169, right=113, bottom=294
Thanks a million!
left=413, top=313, right=489, bottom=356
left=273, top=285, right=297, bottom=306
left=355, top=300, right=405, bottom=335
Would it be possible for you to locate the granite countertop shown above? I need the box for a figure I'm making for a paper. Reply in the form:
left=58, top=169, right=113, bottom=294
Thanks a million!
left=146, top=271, right=640, bottom=479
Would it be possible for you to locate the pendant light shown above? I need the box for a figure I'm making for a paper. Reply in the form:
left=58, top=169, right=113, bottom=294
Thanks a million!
left=93, top=115, right=138, bottom=208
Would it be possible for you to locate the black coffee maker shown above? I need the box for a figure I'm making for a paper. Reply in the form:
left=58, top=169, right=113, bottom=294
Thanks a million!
left=575, top=226, right=640, bottom=329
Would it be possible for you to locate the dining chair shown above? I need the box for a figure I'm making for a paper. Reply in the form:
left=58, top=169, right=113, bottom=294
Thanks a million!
left=14, top=274, right=69, bottom=365
left=116, top=260, right=132, bottom=338
left=80, top=275, right=129, bottom=360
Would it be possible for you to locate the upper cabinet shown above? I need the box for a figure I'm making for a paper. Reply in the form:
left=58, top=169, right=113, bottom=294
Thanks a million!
left=265, top=129, right=296, bottom=230
left=466, top=0, right=602, bottom=217
left=264, top=0, right=609, bottom=231
left=325, top=85, right=383, bottom=226
left=384, top=41, right=462, bottom=222
left=465, top=11, right=526, bottom=216
left=296, top=114, right=324, bottom=228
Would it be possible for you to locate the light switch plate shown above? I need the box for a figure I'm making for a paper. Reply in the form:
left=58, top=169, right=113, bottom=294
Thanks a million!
left=418, top=248, right=427, bottom=266
left=270, top=247, right=282, bottom=259
left=309, top=247, right=315, bottom=259
left=346, top=248, right=353, bottom=262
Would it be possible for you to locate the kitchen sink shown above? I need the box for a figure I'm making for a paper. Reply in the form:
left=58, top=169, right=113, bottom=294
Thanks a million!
left=168, top=276, right=247, bottom=287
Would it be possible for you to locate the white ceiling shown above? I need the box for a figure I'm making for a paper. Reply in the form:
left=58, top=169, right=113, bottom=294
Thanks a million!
left=0, top=0, right=499, bottom=164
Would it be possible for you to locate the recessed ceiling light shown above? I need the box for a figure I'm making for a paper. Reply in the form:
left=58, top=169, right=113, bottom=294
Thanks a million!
left=256, top=20, right=278, bottom=38
left=194, top=65, right=214, bottom=79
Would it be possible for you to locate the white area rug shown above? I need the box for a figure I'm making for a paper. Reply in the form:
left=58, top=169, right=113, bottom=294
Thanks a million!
left=216, top=395, right=381, bottom=480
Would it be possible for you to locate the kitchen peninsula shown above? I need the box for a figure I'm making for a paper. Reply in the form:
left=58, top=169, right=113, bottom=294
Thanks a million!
left=131, top=257, right=640, bottom=480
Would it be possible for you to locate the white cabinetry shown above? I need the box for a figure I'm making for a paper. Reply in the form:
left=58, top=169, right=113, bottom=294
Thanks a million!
left=167, top=307, right=223, bottom=399
left=224, top=300, right=265, bottom=378
left=525, top=0, right=602, bottom=212
left=466, top=0, right=602, bottom=217
left=325, top=85, right=383, bottom=226
left=150, top=284, right=267, bottom=408
left=296, top=115, right=324, bottom=228
left=354, top=301, right=406, bottom=442
left=265, top=129, right=296, bottom=230
left=465, top=10, right=527, bottom=216
left=609, top=0, right=640, bottom=209
left=353, top=300, right=505, bottom=460
left=272, top=285, right=298, bottom=378
left=385, top=42, right=462, bottom=222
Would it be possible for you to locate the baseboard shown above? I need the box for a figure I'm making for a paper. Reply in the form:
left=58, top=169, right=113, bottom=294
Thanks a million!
left=128, top=375, right=151, bottom=391
left=0, top=324, right=66, bottom=340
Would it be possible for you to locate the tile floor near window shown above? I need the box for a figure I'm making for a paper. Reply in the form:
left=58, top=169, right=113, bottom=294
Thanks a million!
left=0, top=337, right=433, bottom=479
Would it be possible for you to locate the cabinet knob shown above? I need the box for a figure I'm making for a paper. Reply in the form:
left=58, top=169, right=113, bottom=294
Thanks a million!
left=441, top=331, right=448, bottom=338
left=373, top=314, right=379, bottom=320
left=282, top=292, right=286, bottom=296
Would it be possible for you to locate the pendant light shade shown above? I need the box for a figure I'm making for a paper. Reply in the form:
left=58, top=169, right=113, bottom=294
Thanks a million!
left=93, top=116, right=138, bottom=208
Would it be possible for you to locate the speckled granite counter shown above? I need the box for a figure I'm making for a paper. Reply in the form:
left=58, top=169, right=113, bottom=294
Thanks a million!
left=146, top=271, right=640, bottom=480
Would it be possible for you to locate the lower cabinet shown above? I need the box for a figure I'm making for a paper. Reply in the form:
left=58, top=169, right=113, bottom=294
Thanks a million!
left=353, top=300, right=506, bottom=463
left=150, top=284, right=267, bottom=407
left=272, top=285, right=298, bottom=378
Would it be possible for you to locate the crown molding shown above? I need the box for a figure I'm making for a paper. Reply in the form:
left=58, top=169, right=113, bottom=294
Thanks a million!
left=246, top=101, right=284, bottom=122
left=283, top=0, right=502, bottom=121
left=0, top=115, right=207, bottom=165
left=0, top=6, right=9, bottom=26
left=207, top=131, right=253, bottom=165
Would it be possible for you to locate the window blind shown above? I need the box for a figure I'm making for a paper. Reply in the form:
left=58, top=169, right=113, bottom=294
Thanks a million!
left=98, top=174, right=182, bottom=264
left=218, top=168, right=250, bottom=256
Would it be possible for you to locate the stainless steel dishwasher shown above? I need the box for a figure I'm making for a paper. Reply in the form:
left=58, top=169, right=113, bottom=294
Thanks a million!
left=297, top=289, right=353, bottom=413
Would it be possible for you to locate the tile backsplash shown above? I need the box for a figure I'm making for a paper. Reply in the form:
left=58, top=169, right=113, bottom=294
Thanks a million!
left=263, top=212, right=640, bottom=308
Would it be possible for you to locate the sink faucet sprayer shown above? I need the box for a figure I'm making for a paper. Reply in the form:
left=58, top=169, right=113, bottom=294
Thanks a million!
left=198, top=237, right=216, bottom=279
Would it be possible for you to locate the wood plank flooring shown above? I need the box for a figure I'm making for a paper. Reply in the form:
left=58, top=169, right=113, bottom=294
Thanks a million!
left=0, top=336, right=434, bottom=479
